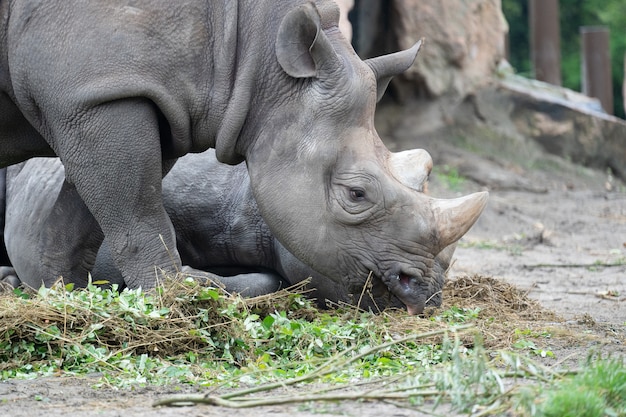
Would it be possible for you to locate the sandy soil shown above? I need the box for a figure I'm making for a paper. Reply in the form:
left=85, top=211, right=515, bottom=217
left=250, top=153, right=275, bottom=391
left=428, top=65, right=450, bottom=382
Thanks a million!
left=1, top=122, right=625, bottom=416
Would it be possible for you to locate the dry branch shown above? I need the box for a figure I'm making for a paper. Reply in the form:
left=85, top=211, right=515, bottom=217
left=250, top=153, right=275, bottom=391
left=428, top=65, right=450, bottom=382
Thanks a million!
left=153, top=325, right=473, bottom=408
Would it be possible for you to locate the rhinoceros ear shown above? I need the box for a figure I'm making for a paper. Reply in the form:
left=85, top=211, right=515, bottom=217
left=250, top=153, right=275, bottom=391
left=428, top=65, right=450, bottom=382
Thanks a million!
left=431, top=191, right=489, bottom=250
left=276, top=2, right=341, bottom=79
left=365, top=40, right=423, bottom=102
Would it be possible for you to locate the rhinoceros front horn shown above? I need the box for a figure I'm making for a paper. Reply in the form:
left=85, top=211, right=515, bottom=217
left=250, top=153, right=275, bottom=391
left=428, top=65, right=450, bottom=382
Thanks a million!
left=365, top=39, right=423, bottom=102
left=431, top=191, right=489, bottom=250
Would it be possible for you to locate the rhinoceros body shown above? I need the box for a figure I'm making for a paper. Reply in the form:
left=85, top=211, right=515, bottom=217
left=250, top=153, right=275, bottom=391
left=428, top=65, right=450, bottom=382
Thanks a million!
left=2, top=151, right=455, bottom=310
left=0, top=0, right=487, bottom=314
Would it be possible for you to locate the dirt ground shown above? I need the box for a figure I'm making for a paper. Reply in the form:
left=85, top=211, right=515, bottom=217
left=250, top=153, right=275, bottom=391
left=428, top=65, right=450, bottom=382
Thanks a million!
left=419, top=129, right=626, bottom=329
left=1, top=122, right=625, bottom=416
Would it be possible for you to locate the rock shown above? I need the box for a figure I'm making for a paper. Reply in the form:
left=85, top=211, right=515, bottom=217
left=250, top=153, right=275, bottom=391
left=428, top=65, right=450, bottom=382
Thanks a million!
left=491, top=74, right=626, bottom=181
left=390, top=0, right=507, bottom=99
left=377, top=73, right=626, bottom=184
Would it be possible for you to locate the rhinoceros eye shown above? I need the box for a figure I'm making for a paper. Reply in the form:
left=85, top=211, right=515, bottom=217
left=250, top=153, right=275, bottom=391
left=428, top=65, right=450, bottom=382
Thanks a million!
left=349, top=188, right=366, bottom=201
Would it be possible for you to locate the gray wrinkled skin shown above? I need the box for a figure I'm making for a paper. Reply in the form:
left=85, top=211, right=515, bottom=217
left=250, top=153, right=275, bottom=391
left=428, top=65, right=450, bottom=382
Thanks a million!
left=1, top=152, right=455, bottom=310
left=0, top=0, right=487, bottom=314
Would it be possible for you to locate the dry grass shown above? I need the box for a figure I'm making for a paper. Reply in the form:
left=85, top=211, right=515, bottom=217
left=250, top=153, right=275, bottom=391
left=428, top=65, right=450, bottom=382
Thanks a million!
left=443, top=275, right=564, bottom=350
left=444, top=274, right=557, bottom=320
left=0, top=276, right=317, bottom=369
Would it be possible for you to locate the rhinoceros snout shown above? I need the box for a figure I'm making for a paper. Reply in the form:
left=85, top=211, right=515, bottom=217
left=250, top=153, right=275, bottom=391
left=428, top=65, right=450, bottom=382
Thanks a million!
left=381, top=271, right=430, bottom=315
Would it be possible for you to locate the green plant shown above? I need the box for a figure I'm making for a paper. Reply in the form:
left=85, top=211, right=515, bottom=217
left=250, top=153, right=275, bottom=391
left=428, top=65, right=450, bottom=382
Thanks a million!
left=433, top=306, right=481, bottom=324
left=531, top=357, right=626, bottom=417
left=512, top=329, right=554, bottom=358
left=0, top=279, right=457, bottom=387
left=433, top=165, right=466, bottom=191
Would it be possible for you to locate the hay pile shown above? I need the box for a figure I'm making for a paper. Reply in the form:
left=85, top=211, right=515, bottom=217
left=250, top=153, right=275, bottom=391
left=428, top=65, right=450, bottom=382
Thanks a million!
left=0, top=273, right=562, bottom=369
left=442, top=274, right=561, bottom=348
left=376, top=274, right=563, bottom=350
left=444, top=274, right=558, bottom=320
left=0, top=277, right=317, bottom=369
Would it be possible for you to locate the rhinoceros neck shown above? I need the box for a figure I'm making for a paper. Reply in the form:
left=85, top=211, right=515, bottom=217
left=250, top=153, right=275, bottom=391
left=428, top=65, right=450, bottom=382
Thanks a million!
left=202, top=1, right=250, bottom=164
left=207, top=1, right=311, bottom=166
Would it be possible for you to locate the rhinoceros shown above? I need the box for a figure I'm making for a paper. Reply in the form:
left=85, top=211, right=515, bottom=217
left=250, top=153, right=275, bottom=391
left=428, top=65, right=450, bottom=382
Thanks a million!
left=1, top=149, right=457, bottom=311
left=0, top=0, right=487, bottom=314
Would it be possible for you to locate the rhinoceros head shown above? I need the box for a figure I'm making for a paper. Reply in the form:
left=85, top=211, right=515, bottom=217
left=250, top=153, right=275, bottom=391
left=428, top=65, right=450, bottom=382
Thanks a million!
left=243, top=2, right=488, bottom=314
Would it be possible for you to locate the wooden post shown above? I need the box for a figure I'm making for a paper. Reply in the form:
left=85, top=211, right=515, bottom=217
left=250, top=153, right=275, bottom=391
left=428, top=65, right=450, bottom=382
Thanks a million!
left=581, top=26, right=613, bottom=114
left=529, top=0, right=561, bottom=85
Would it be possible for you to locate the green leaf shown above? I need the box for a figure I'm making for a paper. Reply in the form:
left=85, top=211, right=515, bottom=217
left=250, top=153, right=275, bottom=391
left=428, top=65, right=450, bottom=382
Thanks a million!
left=262, top=315, right=275, bottom=330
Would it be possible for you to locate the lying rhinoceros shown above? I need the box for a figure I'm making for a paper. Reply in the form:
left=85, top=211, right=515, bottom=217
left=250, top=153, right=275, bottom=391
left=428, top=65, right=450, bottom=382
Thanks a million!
left=0, top=0, right=487, bottom=314
left=2, top=149, right=457, bottom=312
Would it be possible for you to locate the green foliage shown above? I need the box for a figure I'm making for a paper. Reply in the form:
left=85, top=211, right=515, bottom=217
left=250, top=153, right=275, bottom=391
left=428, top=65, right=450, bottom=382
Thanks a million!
left=512, top=329, right=555, bottom=358
left=429, top=337, right=506, bottom=413
left=432, top=306, right=481, bottom=324
left=433, top=165, right=466, bottom=191
left=503, top=0, right=626, bottom=118
left=529, top=356, right=626, bottom=417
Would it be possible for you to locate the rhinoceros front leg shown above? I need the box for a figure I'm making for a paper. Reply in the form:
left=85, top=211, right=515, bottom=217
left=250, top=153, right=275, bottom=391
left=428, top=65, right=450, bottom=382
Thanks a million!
left=54, top=98, right=180, bottom=289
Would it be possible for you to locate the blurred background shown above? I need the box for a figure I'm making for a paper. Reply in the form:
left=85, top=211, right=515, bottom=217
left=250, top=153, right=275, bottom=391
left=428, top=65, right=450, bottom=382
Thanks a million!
left=336, top=0, right=626, bottom=185
left=503, top=0, right=625, bottom=119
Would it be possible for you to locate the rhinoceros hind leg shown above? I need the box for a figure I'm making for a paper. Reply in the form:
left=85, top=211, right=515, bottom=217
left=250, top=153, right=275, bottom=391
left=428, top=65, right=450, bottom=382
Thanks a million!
left=182, top=266, right=287, bottom=298
left=37, top=180, right=104, bottom=288
left=0, top=266, right=20, bottom=290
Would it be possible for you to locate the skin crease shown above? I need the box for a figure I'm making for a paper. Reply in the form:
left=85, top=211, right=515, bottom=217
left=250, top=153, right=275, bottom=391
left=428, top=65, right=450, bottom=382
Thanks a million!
left=0, top=1, right=487, bottom=313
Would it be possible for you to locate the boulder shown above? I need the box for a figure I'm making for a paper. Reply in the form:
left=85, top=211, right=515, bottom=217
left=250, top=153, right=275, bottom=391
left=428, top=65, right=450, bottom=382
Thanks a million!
left=493, top=74, right=626, bottom=180
left=390, top=0, right=507, bottom=99
left=377, top=72, right=626, bottom=183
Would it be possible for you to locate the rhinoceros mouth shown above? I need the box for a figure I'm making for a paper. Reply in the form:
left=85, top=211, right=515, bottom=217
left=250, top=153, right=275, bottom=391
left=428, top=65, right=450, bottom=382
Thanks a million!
left=381, top=270, right=426, bottom=316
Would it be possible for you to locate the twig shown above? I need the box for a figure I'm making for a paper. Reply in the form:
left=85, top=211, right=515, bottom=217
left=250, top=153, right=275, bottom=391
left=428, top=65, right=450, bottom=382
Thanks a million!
left=156, top=389, right=443, bottom=408
left=218, top=345, right=357, bottom=400
left=154, top=324, right=474, bottom=408
left=523, top=262, right=625, bottom=269
left=354, top=271, right=377, bottom=319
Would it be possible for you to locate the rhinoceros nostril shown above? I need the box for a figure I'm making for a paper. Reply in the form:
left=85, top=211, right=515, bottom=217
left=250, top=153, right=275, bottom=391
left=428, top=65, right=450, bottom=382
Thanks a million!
left=399, top=273, right=411, bottom=287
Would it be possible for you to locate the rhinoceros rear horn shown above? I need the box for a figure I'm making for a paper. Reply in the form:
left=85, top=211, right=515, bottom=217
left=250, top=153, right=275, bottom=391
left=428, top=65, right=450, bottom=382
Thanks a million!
left=276, top=2, right=342, bottom=79
left=389, top=149, right=433, bottom=192
left=365, top=40, right=423, bottom=101
left=431, top=191, right=489, bottom=250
